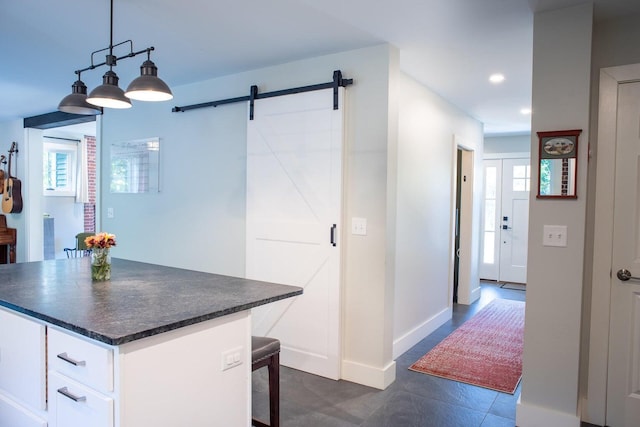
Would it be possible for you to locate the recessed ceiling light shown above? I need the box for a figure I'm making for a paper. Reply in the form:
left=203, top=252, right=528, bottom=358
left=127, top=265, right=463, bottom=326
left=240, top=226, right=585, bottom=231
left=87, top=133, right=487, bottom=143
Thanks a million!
left=520, top=107, right=532, bottom=115
left=489, top=73, right=505, bottom=84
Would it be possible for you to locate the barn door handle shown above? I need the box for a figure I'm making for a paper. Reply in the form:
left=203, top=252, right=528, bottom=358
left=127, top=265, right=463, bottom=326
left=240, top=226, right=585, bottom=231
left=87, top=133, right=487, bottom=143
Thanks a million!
left=330, top=224, right=337, bottom=247
left=616, top=269, right=640, bottom=282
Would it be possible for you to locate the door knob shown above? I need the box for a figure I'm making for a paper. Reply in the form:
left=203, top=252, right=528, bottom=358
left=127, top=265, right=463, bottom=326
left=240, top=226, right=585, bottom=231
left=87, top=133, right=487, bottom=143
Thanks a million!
left=616, top=269, right=640, bottom=281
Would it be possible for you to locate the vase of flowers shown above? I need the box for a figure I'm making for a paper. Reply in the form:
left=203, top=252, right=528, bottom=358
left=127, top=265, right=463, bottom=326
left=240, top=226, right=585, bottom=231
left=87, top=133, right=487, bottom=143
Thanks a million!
left=85, top=232, right=117, bottom=281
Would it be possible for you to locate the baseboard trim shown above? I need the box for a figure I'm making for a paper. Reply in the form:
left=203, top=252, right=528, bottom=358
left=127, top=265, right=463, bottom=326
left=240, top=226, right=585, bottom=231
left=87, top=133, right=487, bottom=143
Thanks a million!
left=341, top=359, right=396, bottom=390
left=392, top=306, right=452, bottom=359
left=516, top=400, right=581, bottom=427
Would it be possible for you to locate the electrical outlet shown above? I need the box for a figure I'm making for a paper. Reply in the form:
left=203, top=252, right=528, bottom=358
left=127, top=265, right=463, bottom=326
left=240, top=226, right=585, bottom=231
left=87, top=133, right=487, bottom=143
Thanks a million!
left=221, top=346, right=244, bottom=371
left=543, top=225, right=567, bottom=247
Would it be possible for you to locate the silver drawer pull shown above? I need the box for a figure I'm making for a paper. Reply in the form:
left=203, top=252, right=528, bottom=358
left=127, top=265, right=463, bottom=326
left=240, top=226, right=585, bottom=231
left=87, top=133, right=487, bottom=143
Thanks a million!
left=57, top=352, right=86, bottom=366
left=57, top=387, right=86, bottom=402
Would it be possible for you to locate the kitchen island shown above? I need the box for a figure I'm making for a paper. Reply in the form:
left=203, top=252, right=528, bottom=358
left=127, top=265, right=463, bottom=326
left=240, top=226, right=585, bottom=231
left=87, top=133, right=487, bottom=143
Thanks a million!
left=0, top=258, right=302, bottom=427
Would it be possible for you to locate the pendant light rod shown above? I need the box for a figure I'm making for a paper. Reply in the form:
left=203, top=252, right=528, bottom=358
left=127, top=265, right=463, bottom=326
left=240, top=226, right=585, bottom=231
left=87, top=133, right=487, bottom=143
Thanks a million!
left=72, top=45, right=155, bottom=76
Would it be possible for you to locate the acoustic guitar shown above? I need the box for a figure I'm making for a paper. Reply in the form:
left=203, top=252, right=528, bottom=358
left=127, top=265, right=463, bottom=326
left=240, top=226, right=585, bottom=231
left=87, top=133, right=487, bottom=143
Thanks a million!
left=0, top=155, right=5, bottom=195
left=2, top=142, right=23, bottom=214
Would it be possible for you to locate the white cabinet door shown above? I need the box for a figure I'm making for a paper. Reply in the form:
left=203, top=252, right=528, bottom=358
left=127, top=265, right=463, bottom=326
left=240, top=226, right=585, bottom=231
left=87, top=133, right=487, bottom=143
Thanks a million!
left=48, top=328, right=114, bottom=393
left=0, top=394, right=46, bottom=427
left=48, top=372, right=113, bottom=427
left=246, top=88, right=343, bottom=380
left=0, top=308, right=46, bottom=411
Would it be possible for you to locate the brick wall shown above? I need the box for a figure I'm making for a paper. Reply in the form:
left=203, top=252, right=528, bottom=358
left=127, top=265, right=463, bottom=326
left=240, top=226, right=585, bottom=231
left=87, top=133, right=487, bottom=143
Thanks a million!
left=83, top=135, right=96, bottom=232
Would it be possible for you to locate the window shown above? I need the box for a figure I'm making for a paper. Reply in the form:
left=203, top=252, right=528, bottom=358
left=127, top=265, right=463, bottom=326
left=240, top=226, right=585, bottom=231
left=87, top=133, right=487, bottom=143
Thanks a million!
left=512, top=164, right=531, bottom=192
left=483, top=166, right=497, bottom=264
left=43, top=141, right=77, bottom=196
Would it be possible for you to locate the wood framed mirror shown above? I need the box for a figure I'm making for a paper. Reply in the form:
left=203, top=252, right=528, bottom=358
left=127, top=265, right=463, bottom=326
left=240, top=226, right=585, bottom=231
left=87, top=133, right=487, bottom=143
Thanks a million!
left=536, top=129, right=581, bottom=199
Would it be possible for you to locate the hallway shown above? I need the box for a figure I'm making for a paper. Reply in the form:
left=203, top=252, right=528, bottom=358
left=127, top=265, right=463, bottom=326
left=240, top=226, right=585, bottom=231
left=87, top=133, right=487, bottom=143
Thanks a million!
left=252, top=281, right=525, bottom=426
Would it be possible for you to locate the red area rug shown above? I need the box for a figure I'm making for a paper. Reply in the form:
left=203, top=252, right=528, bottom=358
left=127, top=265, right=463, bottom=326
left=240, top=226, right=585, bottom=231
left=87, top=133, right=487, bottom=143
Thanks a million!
left=409, top=298, right=525, bottom=394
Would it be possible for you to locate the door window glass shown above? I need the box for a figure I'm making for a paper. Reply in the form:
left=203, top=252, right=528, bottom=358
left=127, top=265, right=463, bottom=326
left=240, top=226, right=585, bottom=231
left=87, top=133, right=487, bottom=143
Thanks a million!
left=512, top=165, right=531, bottom=192
left=483, top=166, right=498, bottom=264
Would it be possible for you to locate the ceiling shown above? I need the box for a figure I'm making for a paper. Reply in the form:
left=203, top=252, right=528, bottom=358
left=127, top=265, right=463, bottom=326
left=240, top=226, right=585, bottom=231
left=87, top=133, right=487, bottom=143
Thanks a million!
left=1, top=0, right=639, bottom=136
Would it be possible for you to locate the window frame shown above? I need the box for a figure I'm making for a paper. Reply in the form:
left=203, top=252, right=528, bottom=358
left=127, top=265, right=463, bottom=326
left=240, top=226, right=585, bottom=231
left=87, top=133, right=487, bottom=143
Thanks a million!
left=43, top=140, right=78, bottom=197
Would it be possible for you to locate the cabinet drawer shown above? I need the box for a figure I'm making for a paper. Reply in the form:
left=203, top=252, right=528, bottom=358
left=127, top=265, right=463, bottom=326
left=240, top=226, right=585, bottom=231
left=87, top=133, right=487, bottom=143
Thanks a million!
left=0, top=393, right=47, bottom=427
left=48, top=328, right=114, bottom=393
left=0, top=308, right=46, bottom=411
left=48, top=372, right=113, bottom=427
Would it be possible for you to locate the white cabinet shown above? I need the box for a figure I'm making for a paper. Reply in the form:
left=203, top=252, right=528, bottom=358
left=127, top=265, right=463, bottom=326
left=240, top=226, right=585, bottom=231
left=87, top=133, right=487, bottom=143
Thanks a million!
left=0, top=308, right=47, bottom=427
left=2, top=307, right=251, bottom=427
left=48, top=328, right=114, bottom=392
left=48, top=372, right=113, bottom=427
left=47, top=329, right=114, bottom=427
left=0, top=394, right=47, bottom=427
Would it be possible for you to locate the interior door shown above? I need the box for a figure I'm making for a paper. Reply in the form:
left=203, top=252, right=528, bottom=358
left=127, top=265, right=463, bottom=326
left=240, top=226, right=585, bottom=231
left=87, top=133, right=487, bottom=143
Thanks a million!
left=498, top=158, right=530, bottom=284
left=246, top=88, right=343, bottom=380
left=607, top=80, right=640, bottom=426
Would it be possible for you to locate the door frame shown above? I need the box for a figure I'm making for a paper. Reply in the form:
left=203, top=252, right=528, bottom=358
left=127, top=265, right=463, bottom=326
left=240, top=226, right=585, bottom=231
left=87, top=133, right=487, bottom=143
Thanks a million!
left=479, top=153, right=531, bottom=282
left=450, top=135, right=479, bottom=305
left=587, top=63, right=640, bottom=424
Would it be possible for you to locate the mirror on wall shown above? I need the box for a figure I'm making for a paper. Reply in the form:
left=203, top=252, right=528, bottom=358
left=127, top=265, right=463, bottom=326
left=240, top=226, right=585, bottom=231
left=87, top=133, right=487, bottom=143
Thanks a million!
left=536, top=129, right=581, bottom=199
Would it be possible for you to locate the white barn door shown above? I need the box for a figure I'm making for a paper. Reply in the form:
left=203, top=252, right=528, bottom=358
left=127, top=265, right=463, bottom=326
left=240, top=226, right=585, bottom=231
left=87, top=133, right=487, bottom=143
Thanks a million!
left=246, top=88, right=343, bottom=380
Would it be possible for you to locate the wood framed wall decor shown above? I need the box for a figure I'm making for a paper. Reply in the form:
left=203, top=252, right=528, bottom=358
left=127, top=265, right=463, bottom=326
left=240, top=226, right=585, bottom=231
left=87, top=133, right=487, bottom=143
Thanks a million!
left=536, top=129, right=581, bottom=199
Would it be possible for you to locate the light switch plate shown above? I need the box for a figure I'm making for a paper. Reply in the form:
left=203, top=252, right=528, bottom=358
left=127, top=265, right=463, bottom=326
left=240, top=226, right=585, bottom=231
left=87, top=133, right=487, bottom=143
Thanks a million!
left=352, top=217, right=367, bottom=236
left=221, top=346, right=244, bottom=371
left=543, top=225, right=567, bottom=247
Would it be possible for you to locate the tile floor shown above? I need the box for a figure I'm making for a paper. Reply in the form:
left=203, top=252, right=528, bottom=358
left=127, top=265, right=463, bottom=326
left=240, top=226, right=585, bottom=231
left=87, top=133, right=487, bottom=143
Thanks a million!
left=252, top=281, right=528, bottom=426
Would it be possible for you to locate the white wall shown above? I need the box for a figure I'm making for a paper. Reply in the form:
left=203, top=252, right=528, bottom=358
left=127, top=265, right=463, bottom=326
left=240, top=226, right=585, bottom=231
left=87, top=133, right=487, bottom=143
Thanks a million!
left=100, top=44, right=398, bottom=389
left=517, top=4, right=592, bottom=427
left=484, top=134, right=530, bottom=155
left=392, top=72, right=483, bottom=358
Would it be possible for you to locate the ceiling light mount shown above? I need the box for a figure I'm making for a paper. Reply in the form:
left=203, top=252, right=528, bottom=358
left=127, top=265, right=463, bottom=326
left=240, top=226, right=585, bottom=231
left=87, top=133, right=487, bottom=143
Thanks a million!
left=58, top=0, right=172, bottom=115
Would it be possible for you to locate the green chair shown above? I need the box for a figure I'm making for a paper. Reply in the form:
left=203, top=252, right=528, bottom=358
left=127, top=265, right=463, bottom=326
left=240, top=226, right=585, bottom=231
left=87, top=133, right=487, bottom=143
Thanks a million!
left=64, top=232, right=94, bottom=258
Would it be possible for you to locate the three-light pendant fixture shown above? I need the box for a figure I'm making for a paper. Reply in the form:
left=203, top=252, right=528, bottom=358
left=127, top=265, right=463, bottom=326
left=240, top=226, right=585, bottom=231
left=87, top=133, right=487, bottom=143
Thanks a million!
left=58, top=0, right=172, bottom=115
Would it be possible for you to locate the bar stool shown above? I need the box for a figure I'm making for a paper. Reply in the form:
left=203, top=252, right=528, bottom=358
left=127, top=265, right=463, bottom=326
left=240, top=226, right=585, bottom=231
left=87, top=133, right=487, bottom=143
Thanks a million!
left=252, top=336, right=280, bottom=427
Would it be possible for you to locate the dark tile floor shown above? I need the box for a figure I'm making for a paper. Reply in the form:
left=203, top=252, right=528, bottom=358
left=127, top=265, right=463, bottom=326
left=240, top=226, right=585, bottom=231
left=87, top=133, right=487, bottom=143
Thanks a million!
left=252, top=281, right=527, bottom=426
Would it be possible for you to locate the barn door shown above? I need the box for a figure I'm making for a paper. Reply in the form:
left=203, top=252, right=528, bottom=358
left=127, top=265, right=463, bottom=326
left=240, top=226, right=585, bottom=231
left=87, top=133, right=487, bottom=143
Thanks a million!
left=246, top=88, right=343, bottom=379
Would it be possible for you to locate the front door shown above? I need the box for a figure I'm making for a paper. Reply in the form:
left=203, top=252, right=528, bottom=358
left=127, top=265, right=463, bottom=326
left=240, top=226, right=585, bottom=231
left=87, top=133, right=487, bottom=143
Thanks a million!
left=480, top=158, right=530, bottom=284
left=607, top=80, right=640, bottom=426
left=498, top=158, right=530, bottom=284
left=245, top=88, right=343, bottom=380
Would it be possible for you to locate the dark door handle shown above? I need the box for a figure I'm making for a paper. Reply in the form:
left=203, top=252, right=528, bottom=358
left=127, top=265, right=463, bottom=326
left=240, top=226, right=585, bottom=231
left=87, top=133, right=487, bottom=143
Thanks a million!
left=330, top=224, right=337, bottom=247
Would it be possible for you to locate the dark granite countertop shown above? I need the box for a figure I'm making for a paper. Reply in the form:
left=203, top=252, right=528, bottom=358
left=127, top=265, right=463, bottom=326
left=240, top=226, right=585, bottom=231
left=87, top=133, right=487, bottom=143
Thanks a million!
left=0, top=258, right=302, bottom=345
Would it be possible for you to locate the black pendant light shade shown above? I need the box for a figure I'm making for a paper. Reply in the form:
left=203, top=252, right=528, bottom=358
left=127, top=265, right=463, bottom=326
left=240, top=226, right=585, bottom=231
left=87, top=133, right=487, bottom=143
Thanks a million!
left=58, top=78, right=103, bottom=115
left=125, top=59, right=173, bottom=101
left=87, top=70, right=132, bottom=109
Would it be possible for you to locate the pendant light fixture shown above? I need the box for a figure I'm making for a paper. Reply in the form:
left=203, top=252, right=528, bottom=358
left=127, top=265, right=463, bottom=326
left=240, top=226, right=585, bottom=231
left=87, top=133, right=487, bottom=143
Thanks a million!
left=59, top=0, right=172, bottom=115
left=58, top=72, right=103, bottom=115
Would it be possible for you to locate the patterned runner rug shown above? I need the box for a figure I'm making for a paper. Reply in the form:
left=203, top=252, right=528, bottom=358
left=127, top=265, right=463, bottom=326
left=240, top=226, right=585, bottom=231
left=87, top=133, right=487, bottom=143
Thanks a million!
left=409, top=298, right=525, bottom=394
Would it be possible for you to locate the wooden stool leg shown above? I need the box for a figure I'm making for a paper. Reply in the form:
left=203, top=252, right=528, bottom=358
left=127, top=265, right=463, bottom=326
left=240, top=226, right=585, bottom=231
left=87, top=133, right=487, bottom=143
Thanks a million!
left=268, top=353, right=280, bottom=427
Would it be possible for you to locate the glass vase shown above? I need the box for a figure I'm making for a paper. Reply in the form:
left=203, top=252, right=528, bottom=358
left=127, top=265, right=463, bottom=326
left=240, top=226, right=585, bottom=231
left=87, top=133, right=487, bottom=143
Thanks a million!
left=91, top=248, right=111, bottom=281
